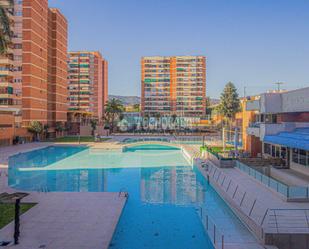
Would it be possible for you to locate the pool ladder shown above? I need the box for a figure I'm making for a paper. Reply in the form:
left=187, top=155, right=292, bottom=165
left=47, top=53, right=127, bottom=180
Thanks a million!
left=118, top=187, right=129, bottom=198
left=37, top=186, right=50, bottom=193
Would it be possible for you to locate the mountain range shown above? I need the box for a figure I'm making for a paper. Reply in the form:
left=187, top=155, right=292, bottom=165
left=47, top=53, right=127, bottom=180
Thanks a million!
left=108, top=95, right=141, bottom=106
left=108, top=95, right=220, bottom=106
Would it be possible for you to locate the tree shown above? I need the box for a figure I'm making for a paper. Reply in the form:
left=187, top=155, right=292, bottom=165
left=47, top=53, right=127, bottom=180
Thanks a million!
left=27, top=121, right=43, bottom=141
left=0, top=0, right=13, bottom=55
left=90, top=119, right=97, bottom=136
left=133, top=104, right=140, bottom=112
left=170, top=114, right=178, bottom=133
left=155, top=113, right=161, bottom=129
left=43, top=124, right=49, bottom=140
left=55, top=121, right=65, bottom=137
left=218, top=82, right=241, bottom=125
left=103, top=98, right=124, bottom=133
left=142, top=113, right=150, bottom=130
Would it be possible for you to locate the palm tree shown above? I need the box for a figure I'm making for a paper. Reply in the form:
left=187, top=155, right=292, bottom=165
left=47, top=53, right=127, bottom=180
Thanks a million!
left=90, top=119, right=97, bottom=136
left=103, top=98, right=124, bottom=133
left=0, top=0, right=14, bottom=55
left=43, top=124, right=49, bottom=140
left=155, top=112, right=161, bottom=130
left=171, top=114, right=178, bottom=133
left=55, top=121, right=65, bottom=137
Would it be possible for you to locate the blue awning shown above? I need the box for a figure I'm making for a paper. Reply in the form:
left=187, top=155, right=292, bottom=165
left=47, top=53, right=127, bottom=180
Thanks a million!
left=263, top=128, right=309, bottom=151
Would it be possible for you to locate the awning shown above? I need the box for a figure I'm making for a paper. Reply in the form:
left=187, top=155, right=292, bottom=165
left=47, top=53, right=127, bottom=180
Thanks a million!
left=263, top=128, right=309, bottom=151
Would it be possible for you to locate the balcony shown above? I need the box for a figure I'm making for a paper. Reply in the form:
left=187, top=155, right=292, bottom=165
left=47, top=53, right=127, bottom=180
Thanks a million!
left=0, top=70, right=14, bottom=77
left=0, top=57, right=14, bottom=65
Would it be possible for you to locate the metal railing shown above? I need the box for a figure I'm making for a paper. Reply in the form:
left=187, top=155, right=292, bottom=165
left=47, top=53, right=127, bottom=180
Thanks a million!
left=202, top=162, right=267, bottom=239
left=198, top=207, right=224, bottom=249
left=123, top=137, right=170, bottom=143
left=236, top=161, right=309, bottom=200
left=261, top=208, right=309, bottom=234
left=118, top=187, right=129, bottom=198
left=36, top=186, right=50, bottom=193
left=201, top=161, right=309, bottom=240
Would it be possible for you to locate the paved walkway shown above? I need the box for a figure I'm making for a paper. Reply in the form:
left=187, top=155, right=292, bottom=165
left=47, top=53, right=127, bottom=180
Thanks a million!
left=0, top=192, right=127, bottom=249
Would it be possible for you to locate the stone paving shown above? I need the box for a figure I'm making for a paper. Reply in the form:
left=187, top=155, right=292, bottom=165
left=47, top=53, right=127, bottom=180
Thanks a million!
left=0, top=192, right=127, bottom=249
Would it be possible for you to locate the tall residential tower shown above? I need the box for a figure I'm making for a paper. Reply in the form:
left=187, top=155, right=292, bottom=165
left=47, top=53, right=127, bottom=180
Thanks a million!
left=141, top=56, right=206, bottom=117
left=21, top=0, right=68, bottom=127
left=0, top=0, right=68, bottom=145
left=67, top=51, right=108, bottom=119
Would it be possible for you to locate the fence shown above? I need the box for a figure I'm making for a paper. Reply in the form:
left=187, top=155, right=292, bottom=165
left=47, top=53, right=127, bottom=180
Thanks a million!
left=262, top=208, right=309, bottom=234
left=202, top=162, right=267, bottom=240
left=236, top=161, right=309, bottom=200
left=201, top=160, right=309, bottom=244
left=198, top=207, right=224, bottom=249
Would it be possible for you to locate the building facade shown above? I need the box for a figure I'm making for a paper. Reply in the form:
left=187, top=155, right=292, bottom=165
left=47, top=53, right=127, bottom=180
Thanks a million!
left=141, top=56, right=206, bottom=117
left=0, top=0, right=68, bottom=145
left=0, top=0, right=16, bottom=109
left=67, top=51, right=108, bottom=120
left=21, top=0, right=68, bottom=127
left=245, top=87, right=309, bottom=174
left=47, top=8, right=68, bottom=127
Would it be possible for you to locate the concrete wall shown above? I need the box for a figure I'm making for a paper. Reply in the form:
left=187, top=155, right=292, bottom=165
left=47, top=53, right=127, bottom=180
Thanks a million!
left=258, top=87, right=309, bottom=114
left=246, top=135, right=262, bottom=157
left=265, top=233, right=309, bottom=249
left=282, top=87, right=309, bottom=113
left=0, top=112, right=14, bottom=146
left=260, top=93, right=282, bottom=114
left=80, top=125, right=109, bottom=136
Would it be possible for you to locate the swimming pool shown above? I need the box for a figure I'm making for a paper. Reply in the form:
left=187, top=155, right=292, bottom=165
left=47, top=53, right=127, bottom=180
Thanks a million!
left=8, top=145, right=254, bottom=249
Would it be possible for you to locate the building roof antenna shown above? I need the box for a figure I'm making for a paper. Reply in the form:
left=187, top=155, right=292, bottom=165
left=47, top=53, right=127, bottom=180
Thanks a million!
left=275, top=82, right=284, bottom=92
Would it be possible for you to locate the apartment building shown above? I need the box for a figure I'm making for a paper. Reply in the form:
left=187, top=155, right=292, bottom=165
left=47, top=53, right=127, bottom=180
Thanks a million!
left=141, top=56, right=206, bottom=117
left=21, top=0, right=68, bottom=127
left=47, top=8, right=68, bottom=127
left=0, top=0, right=68, bottom=145
left=244, top=87, right=309, bottom=174
left=67, top=51, right=108, bottom=120
left=0, top=0, right=17, bottom=109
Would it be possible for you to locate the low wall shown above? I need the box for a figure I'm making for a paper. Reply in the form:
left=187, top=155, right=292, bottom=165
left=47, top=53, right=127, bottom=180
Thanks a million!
left=80, top=125, right=109, bottom=136
left=202, top=150, right=235, bottom=168
left=265, top=233, right=309, bottom=249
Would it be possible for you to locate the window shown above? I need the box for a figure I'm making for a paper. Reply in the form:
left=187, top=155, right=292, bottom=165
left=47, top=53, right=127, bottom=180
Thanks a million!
left=264, top=143, right=271, bottom=155
left=292, top=149, right=299, bottom=164
left=299, top=150, right=307, bottom=166
left=281, top=147, right=287, bottom=160
left=275, top=146, right=280, bottom=157
left=271, top=145, right=276, bottom=157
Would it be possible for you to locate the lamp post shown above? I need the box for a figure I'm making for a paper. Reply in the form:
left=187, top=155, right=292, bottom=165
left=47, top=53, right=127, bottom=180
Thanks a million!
left=0, top=192, right=29, bottom=245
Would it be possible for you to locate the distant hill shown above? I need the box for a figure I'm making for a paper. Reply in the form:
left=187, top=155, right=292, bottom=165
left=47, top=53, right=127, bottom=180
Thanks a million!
left=210, top=98, right=220, bottom=105
left=108, top=95, right=219, bottom=106
left=108, top=95, right=140, bottom=106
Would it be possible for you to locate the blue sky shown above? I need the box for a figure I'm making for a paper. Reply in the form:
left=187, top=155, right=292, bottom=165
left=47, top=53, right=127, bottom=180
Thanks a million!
left=49, top=0, right=309, bottom=98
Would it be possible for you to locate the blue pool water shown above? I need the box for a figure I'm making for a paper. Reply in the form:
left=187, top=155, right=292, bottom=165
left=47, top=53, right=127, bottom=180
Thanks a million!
left=8, top=145, right=252, bottom=249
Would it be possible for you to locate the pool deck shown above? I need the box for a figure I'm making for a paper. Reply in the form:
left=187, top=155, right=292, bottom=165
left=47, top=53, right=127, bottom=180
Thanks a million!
left=0, top=142, right=127, bottom=249
left=0, top=192, right=127, bottom=249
